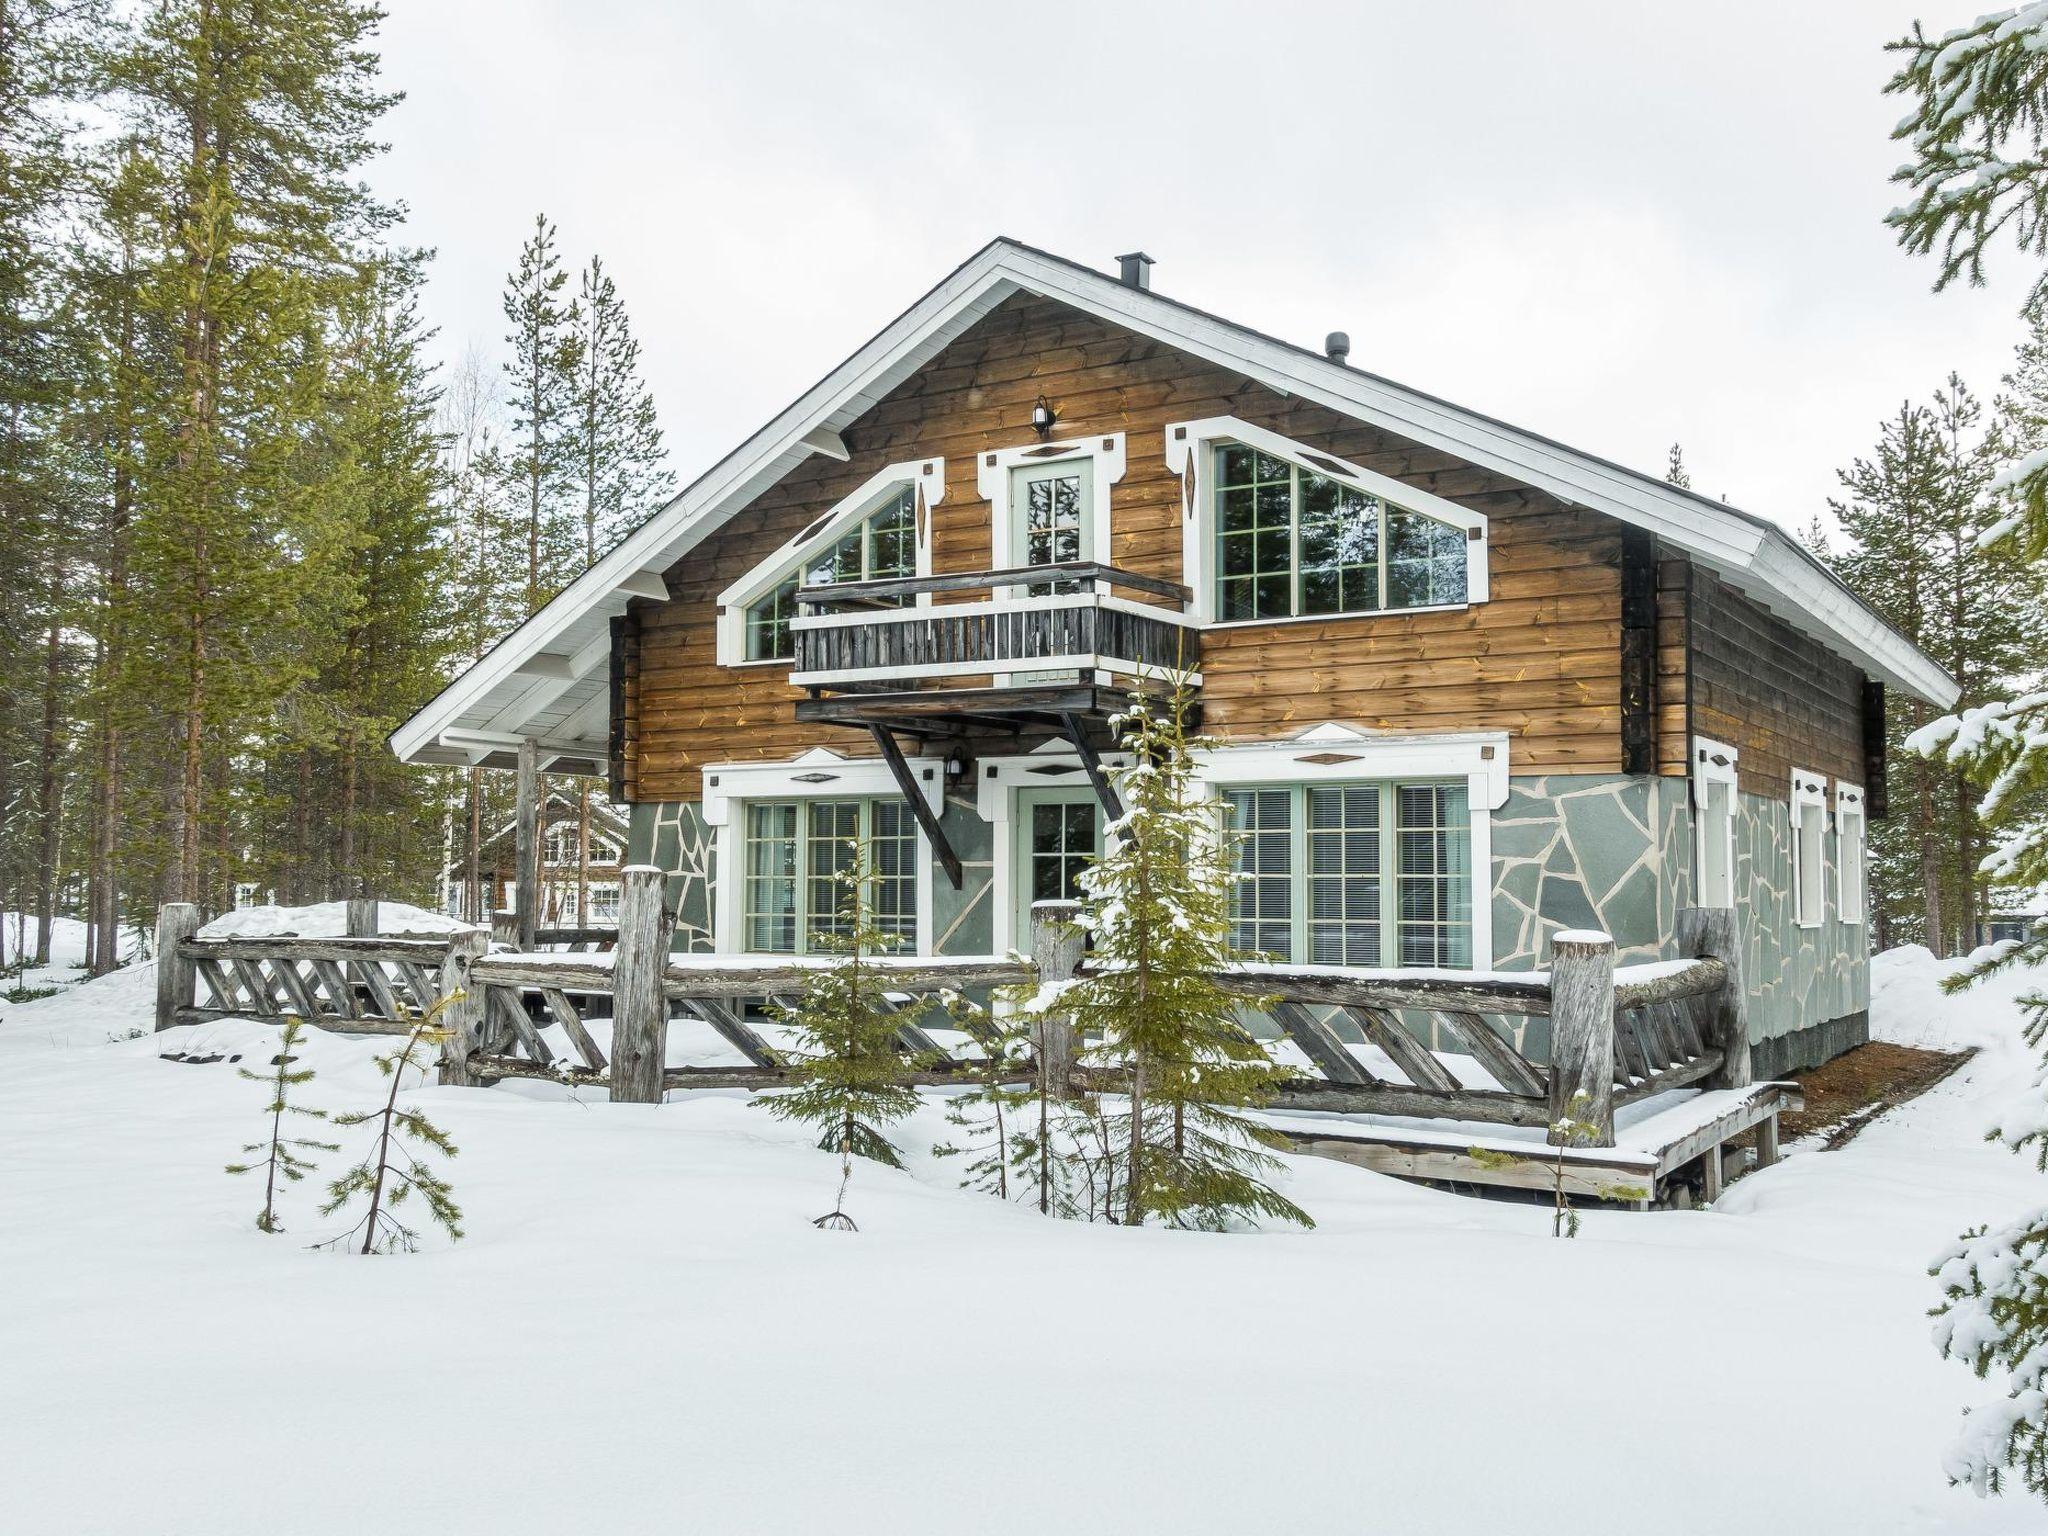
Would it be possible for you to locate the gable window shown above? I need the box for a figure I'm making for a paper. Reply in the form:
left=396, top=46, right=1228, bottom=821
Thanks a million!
left=1223, top=782, right=1471, bottom=968
left=742, top=797, right=916, bottom=953
left=1836, top=782, right=1866, bottom=926
left=1790, top=769, right=1828, bottom=930
left=741, top=487, right=917, bottom=662
left=1166, top=418, right=1487, bottom=626
left=1692, top=737, right=1739, bottom=909
left=717, top=459, right=942, bottom=668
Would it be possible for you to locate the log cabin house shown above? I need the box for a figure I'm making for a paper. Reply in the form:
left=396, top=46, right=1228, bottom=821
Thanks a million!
left=392, top=238, right=1956, bottom=1079
left=438, top=790, right=628, bottom=926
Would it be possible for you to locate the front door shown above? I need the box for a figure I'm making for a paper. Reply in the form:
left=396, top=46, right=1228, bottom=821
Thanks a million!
left=1014, top=788, right=1100, bottom=942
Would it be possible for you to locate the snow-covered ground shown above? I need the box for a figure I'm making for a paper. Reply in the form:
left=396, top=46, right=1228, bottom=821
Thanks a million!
left=1, top=942, right=2044, bottom=1534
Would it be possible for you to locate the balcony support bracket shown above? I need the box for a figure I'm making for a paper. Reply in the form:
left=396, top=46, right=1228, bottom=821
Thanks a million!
left=1060, top=712, right=1125, bottom=823
left=868, top=724, right=964, bottom=890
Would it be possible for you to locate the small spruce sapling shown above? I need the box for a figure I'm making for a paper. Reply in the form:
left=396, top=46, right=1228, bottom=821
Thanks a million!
left=757, top=843, right=930, bottom=1230
left=931, top=991, right=1034, bottom=1202
left=1467, top=1094, right=1646, bottom=1234
left=226, top=1016, right=338, bottom=1233
left=320, top=995, right=463, bottom=1255
left=1063, top=679, right=1310, bottom=1231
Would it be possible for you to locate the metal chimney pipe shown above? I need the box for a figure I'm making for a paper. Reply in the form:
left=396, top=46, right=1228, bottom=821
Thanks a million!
left=1325, top=331, right=1351, bottom=365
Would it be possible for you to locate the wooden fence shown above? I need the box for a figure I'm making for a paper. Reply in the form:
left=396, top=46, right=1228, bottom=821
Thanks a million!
left=157, top=870, right=1752, bottom=1154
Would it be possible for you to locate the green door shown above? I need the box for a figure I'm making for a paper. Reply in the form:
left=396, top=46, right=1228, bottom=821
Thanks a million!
left=1014, top=787, right=1100, bottom=942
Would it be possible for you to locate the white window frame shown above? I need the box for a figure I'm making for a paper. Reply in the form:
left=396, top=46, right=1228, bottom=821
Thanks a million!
left=976, top=742, right=1135, bottom=958
left=1193, top=723, right=1506, bottom=969
left=714, top=457, right=945, bottom=666
left=1790, top=767, right=1828, bottom=930
left=702, top=748, right=940, bottom=955
left=1163, top=415, right=1490, bottom=626
left=543, top=822, right=622, bottom=866
left=1691, top=736, right=1739, bottom=909
left=977, top=433, right=1125, bottom=587
left=1835, top=781, right=1866, bottom=926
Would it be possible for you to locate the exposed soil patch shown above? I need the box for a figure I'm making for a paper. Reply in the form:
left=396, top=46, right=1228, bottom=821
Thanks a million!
left=1776, top=1041, right=1974, bottom=1150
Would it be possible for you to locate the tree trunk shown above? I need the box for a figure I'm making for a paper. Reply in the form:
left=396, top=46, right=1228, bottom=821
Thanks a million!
left=1914, top=755, right=1943, bottom=958
left=33, top=611, right=63, bottom=964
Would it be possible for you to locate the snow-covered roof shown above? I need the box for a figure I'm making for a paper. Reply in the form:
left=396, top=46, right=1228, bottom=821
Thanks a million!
left=391, top=237, right=1957, bottom=770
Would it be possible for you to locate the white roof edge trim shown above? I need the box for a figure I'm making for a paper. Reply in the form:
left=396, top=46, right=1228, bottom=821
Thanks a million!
left=391, top=244, right=1028, bottom=763
left=396, top=237, right=1958, bottom=764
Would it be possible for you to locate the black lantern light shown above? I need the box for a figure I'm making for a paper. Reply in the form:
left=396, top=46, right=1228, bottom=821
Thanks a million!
left=1030, top=394, right=1057, bottom=439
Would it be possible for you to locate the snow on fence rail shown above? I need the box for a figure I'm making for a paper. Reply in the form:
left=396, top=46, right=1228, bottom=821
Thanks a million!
left=154, top=872, right=1754, bottom=1154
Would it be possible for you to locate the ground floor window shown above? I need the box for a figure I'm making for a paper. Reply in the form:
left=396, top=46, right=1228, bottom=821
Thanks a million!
left=1223, top=781, right=1472, bottom=968
left=742, top=797, right=917, bottom=953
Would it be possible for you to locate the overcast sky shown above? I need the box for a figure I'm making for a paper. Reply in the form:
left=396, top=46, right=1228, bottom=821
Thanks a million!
left=370, top=1, right=2033, bottom=536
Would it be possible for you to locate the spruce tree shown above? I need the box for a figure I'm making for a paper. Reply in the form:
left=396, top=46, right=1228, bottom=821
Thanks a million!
left=755, top=845, right=928, bottom=1230
left=1884, top=22, right=2048, bottom=1500
left=225, top=1015, right=337, bottom=1232
left=1061, top=684, right=1310, bottom=1231
left=1664, top=442, right=1691, bottom=489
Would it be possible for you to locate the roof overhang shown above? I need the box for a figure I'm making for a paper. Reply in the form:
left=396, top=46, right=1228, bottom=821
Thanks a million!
left=391, top=238, right=1956, bottom=770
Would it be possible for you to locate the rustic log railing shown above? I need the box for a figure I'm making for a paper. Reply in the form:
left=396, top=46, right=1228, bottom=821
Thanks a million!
left=154, top=898, right=484, bottom=1038
left=788, top=562, right=1199, bottom=690
left=152, top=874, right=1753, bottom=1158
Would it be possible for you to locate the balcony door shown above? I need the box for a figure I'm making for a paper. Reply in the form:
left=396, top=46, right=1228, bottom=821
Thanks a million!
left=1009, top=459, right=1093, bottom=589
left=1013, top=787, right=1100, bottom=945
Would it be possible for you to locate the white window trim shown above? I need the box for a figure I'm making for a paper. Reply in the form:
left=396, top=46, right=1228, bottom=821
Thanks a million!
left=977, top=433, right=1125, bottom=580
left=1790, top=766, right=1828, bottom=931
left=1835, top=781, right=1866, bottom=926
left=703, top=747, right=941, bottom=955
left=713, top=457, right=945, bottom=666
left=1163, top=415, right=1491, bottom=626
left=1194, top=723, right=1505, bottom=969
left=1691, top=736, right=1739, bottom=909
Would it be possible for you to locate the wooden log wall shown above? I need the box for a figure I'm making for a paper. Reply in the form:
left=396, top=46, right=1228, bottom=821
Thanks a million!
left=623, top=293, right=1641, bottom=803
left=1687, top=569, right=1867, bottom=798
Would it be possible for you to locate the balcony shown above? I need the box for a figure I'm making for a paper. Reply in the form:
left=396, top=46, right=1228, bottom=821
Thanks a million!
left=789, top=562, right=1199, bottom=739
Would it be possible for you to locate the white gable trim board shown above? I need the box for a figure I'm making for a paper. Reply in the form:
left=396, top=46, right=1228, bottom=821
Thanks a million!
left=391, top=239, right=1956, bottom=770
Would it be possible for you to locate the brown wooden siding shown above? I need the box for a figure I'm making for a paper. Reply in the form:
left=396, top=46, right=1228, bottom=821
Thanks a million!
left=626, top=293, right=1634, bottom=802
left=1688, top=570, right=1866, bottom=798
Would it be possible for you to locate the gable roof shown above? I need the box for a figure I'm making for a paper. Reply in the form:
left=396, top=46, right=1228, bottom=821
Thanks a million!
left=392, top=237, right=1957, bottom=770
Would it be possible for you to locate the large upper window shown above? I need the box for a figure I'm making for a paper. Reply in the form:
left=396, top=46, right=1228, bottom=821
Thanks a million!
left=1224, top=782, right=1472, bottom=968
left=1214, top=445, right=1469, bottom=622
left=741, top=486, right=920, bottom=662
left=742, top=797, right=916, bottom=953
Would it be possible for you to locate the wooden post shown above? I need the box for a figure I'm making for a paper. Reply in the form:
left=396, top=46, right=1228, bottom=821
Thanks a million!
left=437, top=928, right=488, bottom=1087
left=1547, top=929, right=1616, bottom=1147
left=1755, top=1110, right=1781, bottom=1168
left=153, top=903, right=202, bottom=1032
left=1030, top=900, right=1084, bottom=1096
left=514, top=737, right=540, bottom=952
left=1676, top=906, right=1751, bottom=1089
left=610, top=866, right=670, bottom=1104
left=491, top=909, right=518, bottom=948
left=345, top=896, right=378, bottom=939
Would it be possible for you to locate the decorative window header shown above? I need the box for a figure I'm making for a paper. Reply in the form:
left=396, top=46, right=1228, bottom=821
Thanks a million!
left=714, top=458, right=944, bottom=666
left=1164, top=416, right=1489, bottom=625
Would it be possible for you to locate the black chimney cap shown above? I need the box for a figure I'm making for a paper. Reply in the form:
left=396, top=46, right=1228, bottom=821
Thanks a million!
left=1116, top=251, right=1155, bottom=290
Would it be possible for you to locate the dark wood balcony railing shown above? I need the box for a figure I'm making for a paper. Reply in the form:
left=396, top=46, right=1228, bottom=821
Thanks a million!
left=790, top=562, right=1198, bottom=689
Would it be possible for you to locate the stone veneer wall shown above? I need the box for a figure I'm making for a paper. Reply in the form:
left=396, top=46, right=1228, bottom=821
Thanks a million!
left=1486, top=773, right=1867, bottom=1059
left=628, top=771, right=1870, bottom=1062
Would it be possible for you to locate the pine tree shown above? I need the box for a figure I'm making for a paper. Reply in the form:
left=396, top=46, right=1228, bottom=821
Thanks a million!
left=320, top=995, right=462, bottom=1254
left=755, top=845, right=928, bottom=1230
left=1824, top=378, right=2043, bottom=953
left=1061, top=684, right=1310, bottom=1231
left=500, top=213, right=581, bottom=615
left=572, top=254, right=670, bottom=564
left=1664, top=442, right=1691, bottom=489
left=225, top=1015, right=337, bottom=1232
